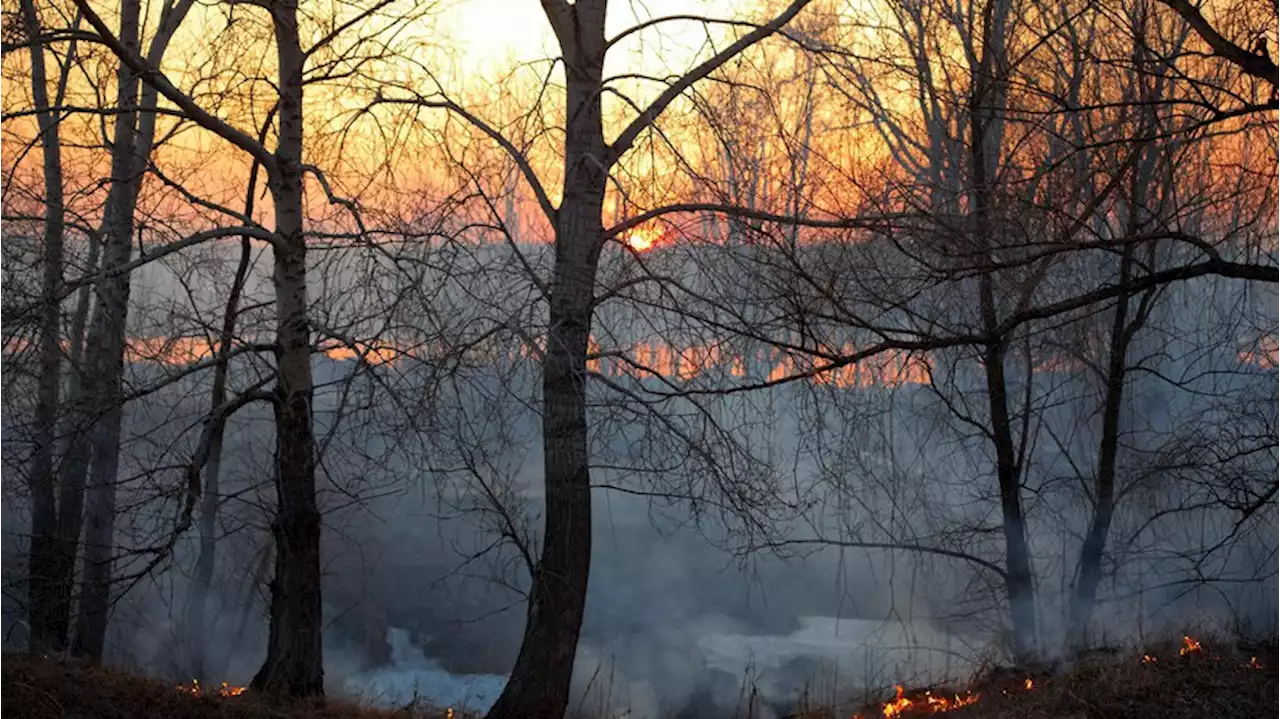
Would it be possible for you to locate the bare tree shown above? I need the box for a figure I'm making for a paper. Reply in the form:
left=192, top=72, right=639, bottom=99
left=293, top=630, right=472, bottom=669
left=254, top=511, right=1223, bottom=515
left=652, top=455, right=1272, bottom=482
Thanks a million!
left=17, top=0, right=68, bottom=654
left=65, top=0, right=200, bottom=661
left=69, top=0, right=320, bottom=691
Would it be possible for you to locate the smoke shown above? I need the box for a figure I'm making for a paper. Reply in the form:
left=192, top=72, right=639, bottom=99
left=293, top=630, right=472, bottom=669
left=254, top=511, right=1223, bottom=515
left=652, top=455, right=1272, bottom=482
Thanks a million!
left=1, top=250, right=1274, bottom=717
left=341, top=628, right=507, bottom=713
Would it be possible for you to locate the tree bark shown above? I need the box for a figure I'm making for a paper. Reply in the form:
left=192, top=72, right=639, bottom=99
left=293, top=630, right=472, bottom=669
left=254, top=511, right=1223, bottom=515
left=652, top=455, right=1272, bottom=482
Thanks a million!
left=249, top=0, right=323, bottom=697
left=65, top=232, right=100, bottom=397
left=52, top=0, right=143, bottom=656
left=70, top=0, right=197, bottom=661
left=20, top=0, right=68, bottom=655
left=1067, top=285, right=1128, bottom=648
left=969, top=0, right=1037, bottom=663
left=486, top=3, right=607, bottom=717
left=1067, top=143, right=1159, bottom=648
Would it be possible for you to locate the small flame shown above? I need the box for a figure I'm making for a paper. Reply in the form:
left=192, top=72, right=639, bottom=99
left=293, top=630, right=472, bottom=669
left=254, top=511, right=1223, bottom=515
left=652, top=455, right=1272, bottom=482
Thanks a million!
left=1024, top=678, right=1033, bottom=690
left=220, top=682, right=247, bottom=697
left=883, top=686, right=911, bottom=718
left=1179, top=636, right=1202, bottom=656
left=1142, top=654, right=1158, bottom=664
left=880, top=684, right=980, bottom=717
left=175, top=679, right=247, bottom=698
left=1248, top=656, right=1263, bottom=669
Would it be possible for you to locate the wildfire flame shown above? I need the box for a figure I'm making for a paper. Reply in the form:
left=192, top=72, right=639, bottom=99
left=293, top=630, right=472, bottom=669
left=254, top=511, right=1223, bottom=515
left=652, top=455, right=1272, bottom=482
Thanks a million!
left=175, top=679, right=247, bottom=698
left=220, top=682, right=247, bottom=697
left=851, top=638, right=1269, bottom=719
left=875, top=684, right=982, bottom=718
left=882, top=685, right=912, bottom=718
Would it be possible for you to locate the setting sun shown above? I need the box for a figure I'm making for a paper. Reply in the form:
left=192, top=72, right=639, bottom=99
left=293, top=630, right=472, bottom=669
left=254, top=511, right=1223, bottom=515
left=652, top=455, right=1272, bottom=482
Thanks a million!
left=623, top=226, right=662, bottom=252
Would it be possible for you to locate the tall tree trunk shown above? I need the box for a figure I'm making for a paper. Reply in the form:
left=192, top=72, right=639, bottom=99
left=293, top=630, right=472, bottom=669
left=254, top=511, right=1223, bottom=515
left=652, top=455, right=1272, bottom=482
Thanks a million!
left=969, top=0, right=1036, bottom=663
left=1067, top=10, right=1171, bottom=650
left=1067, top=143, right=1158, bottom=647
left=65, top=233, right=100, bottom=394
left=52, top=0, right=143, bottom=654
left=487, top=4, right=606, bottom=717
left=69, top=0, right=197, bottom=661
left=250, top=0, right=323, bottom=697
left=20, top=0, right=68, bottom=655
left=71, top=400, right=125, bottom=658
left=981, top=333, right=1038, bottom=660
left=1067, top=270, right=1130, bottom=649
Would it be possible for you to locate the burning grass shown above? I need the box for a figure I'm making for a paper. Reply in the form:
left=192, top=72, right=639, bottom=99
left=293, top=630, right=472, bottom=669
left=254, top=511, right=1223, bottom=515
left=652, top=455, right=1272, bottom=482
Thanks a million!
left=805, top=633, right=1277, bottom=719
left=1, top=654, right=463, bottom=719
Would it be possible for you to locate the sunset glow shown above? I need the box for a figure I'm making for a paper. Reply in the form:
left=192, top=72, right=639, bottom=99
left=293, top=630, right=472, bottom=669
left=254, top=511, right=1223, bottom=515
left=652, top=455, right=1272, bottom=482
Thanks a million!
left=622, top=225, right=662, bottom=252
left=1, top=2, right=1274, bottom=713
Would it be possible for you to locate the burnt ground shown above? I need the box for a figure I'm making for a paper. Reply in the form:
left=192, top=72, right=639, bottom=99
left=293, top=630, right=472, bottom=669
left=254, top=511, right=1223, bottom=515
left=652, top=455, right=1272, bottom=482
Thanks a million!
left=2, top=634, right=1276, bottom=719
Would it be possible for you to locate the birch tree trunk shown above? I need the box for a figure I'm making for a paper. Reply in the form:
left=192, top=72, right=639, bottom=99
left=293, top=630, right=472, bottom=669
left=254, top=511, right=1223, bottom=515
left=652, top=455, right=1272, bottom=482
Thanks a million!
left=20, top=0, right=68, bottom=654
left=249, top=0, right=323, bottom=696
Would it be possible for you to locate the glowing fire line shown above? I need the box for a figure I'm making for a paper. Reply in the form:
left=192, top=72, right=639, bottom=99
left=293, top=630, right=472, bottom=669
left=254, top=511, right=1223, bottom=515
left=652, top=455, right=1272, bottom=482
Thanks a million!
left=851, top=635, right=1255, bottom=719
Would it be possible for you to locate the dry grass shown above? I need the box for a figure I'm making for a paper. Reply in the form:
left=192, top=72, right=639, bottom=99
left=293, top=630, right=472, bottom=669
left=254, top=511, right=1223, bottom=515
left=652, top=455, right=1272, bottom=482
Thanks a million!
left=1, top=655, right=460, bottom=719
left=788, top=633, right=1278, bottom=719
left=3, top=634, right=1275, bottom=719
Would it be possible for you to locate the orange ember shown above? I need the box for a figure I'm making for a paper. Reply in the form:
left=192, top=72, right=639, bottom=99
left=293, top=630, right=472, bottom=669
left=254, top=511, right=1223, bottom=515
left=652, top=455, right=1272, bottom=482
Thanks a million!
left=1142, top=654, right=1158, bottom=664
left=1248, top=656, right=1263, bottom=669
left=175, top=679, right=247, bottom=698
left=1179, top=636, right=1202, bottom=656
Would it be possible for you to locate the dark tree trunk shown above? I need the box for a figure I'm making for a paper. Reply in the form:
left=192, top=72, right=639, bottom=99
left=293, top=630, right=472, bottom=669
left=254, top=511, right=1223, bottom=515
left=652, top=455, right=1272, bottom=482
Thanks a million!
left=250, top=0, right=323, bottom=697
left=53, top=0, right=142, bottom=655
left=981, top=334, right=1038, bottom=660
left=1067, top=324, right=1125, bottom=647
left=72, top=0, right=196, bottom=659
left=71, top=395, right=127, bottom=660
left=1068, top=166, right=1154, bottom=647
left=487, top=3, right=607, bottom=718
left=73, top=0, right=203, bottom=660
left=20, top=0, right=68, bottom=655
left=969, top=0, right=1036, bottom=662
left=64, top=231, right=100, bottom=404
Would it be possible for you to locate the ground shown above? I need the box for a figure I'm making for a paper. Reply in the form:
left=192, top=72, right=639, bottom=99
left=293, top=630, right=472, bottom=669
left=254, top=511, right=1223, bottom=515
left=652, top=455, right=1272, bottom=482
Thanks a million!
left=821, top=633, right=1278, bottom=719
left=1, top=634, right=1275, bottom=719
left=0, top=656, right=456, bottom=719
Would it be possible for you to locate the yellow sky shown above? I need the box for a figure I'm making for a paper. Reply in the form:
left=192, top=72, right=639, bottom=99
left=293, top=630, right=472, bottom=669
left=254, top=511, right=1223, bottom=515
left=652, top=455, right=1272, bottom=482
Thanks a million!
left=445, top=0, right=746, bottom=71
